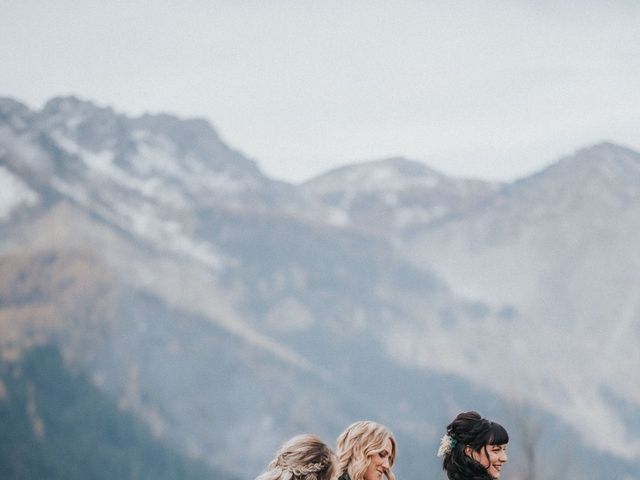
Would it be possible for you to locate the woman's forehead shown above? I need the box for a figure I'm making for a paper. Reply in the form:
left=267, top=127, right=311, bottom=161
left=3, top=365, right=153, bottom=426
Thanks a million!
left=377, top=437, right=394, bottom=455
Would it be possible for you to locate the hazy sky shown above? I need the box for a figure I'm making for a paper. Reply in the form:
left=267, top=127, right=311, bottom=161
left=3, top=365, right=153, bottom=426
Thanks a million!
left=2, top=0, right=639, bottom=183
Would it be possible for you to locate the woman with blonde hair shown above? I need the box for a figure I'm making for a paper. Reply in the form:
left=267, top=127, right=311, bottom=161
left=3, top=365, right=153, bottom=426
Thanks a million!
left=256, top=434, right=337, bottom=480
left=335, top=421, right=396, bottom=480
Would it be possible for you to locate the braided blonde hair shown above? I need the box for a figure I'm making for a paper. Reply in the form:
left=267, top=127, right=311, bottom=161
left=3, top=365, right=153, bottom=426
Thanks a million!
left=336, top=421, right=396, bottom=480
left=257, top=434, right=336, bottom=480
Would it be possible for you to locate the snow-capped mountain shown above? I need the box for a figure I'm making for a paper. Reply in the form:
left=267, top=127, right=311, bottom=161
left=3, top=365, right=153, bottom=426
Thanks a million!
left=1, top=95, right=639, bottom=480
left=0, top=96, right=309, bottom=268
left=1, top=96, right=499, bottom=478
left=301, top=156, right=500, bottom=238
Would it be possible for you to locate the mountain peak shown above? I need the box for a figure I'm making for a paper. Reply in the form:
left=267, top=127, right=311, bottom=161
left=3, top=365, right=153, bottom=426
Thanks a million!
left=301, top=156, right=497, bottom=237
left=42, top=95, right=115, bottom=120
left=133, top=112, right=233, bottom=164
left=0, top=95, right=304, bottom=247
left=304, top=156, right=444, bottom=193
left=37, top=96, right=123, bottom=153
left=0, top=97, right=35, bottom=132
left=574, top=141, right=637, bottom=157
left=0, top=96, right=29, bottom=113
left=360, top=156, right=440, bottom=173
left=477, top=141, right=640, bottom=231
left=548, top=141, right=640, bottom=185
left=512, top=141, right=640, bottom=187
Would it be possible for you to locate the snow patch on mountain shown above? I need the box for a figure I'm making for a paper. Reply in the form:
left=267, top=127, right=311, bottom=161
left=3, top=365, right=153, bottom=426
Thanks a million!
left=129, top=133, right=259, bottom=195
left=332, top=160, right=441, bottom=191
left=0, top=165, right=38, bottom=220
left=302, top=157, right=500, bottom=237
left=113, top=201, right=224, bottom=269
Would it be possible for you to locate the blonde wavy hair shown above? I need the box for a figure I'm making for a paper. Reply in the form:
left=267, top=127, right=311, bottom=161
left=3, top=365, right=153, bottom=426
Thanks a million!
left=256, top=434, right=337, bottom=480
left=336, top=421, right=396, bottom=480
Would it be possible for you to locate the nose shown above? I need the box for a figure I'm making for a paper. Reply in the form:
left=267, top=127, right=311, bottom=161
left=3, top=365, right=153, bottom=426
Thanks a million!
left=381, top=456, right=390, bottom=469
left=499, top=450, right=508, bottom=463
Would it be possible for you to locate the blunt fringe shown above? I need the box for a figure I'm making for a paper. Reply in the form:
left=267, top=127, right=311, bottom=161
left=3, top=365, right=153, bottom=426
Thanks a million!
left=441, top=411, right=509, bottom=480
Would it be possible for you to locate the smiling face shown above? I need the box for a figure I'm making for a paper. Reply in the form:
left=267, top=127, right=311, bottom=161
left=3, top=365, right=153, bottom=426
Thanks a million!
left=363, top=438, right=393, bottom=480
left=466, top=443, right=508, bottom=479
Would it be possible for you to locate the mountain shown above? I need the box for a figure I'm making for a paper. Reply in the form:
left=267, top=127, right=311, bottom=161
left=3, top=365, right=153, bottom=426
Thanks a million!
left=0, top=344, right=226, bottom=480
left=0, top=96, right=499, bottom=477
left=1, top=95, right=639, bottom=480
left=404, top=142, right=640, bottom=460
left=300, top=157, right=500, bottom=239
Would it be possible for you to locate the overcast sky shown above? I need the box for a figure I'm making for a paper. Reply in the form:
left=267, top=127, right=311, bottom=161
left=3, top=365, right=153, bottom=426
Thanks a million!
left=2, top=0, right=639, bottom=183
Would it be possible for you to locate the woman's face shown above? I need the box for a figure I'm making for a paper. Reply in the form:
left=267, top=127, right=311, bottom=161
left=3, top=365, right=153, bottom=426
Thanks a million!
left=466, top=443, right=508, bottom=479
left=363, top=438, right=393, bottom=480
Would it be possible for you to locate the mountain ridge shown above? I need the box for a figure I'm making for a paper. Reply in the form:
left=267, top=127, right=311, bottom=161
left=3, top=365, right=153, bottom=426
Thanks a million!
left=2, top=94, right=640, bottom=479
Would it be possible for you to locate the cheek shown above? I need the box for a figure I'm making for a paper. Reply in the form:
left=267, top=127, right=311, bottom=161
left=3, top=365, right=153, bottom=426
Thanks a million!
left=363, top=460, right=378, bottom=480
left=474, top=452, right=490, bottom=467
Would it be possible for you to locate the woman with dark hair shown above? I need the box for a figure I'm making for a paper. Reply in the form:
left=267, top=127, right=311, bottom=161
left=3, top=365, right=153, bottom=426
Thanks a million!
left=437, top=411, right=508, bottom=480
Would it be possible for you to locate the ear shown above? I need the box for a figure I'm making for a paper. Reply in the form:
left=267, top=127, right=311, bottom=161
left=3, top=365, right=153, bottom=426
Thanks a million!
left=464, top=446, right=473, bottom=458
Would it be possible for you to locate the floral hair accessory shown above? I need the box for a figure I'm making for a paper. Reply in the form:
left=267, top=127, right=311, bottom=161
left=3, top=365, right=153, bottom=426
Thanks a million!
left=436, top=434, right=457, bottom=457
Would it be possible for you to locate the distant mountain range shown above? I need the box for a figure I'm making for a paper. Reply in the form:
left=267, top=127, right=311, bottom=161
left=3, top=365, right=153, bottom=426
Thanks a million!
left=1, top=95, right=639, bottom=480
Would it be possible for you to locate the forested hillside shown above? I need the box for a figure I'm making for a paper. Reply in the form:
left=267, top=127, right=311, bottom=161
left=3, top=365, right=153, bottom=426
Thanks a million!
left=0, top=345, right=232, bottom=480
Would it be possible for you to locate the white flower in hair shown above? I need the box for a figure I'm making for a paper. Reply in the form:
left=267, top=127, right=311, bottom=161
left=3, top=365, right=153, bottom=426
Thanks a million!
left=436, top=434, right=457, bottom=457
